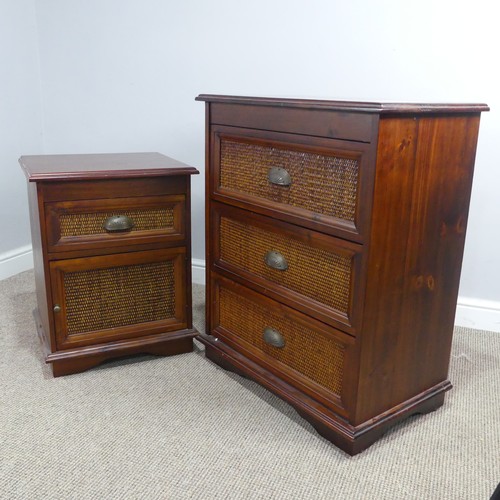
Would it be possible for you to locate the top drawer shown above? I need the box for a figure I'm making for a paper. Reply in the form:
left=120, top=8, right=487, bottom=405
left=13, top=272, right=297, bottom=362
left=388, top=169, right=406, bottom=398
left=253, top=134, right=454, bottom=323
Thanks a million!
left=45, top=194, right=186, bottom=254
left=210, top=126, right=375, bottom=241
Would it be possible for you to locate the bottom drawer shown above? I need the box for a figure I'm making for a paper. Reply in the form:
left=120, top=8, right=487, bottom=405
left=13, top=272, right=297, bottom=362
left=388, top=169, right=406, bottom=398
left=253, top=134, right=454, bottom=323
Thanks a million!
left=212, top=277, right=354, bottom=408
left=50, top=248, right=187, bottom=349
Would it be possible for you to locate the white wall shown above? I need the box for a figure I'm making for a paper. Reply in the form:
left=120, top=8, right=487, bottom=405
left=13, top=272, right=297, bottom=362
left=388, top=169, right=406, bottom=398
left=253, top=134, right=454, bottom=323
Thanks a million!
left=0, top=0, right=43, bottom=276
left=2, top=0, right=499, bottom=329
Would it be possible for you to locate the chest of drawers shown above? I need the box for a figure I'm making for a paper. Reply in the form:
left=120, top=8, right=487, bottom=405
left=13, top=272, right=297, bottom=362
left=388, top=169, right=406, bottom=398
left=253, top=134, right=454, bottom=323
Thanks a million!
left=20, top=152, right=198, bottom=377
left=196, top=94, right=488, bottom=454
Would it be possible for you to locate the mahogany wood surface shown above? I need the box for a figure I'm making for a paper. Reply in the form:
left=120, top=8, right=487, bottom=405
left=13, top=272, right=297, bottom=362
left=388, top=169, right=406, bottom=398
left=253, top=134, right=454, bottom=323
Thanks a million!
left=49, top=333, right=195, bottom=378
left=207, top=103, right=376, bottom=143
left=20, top=152, right=198, bottom=181
left=198, top=94, right=488, bottom=454
left=196, top=94, right=489, bottom=114
left=39, top=176, right=188, bottom=202
left=353, top=114, right=483, bottom=424
left=21, top=152, right=198, bottom=377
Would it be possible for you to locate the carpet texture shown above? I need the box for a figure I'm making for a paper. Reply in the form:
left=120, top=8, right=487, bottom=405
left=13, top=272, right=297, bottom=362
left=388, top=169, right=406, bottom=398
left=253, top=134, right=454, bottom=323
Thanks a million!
left=1, top=270, right=499, bottom=499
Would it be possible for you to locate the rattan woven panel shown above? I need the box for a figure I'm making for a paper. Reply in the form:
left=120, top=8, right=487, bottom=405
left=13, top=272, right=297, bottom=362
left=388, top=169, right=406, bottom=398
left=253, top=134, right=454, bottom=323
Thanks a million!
left=63, top=261, right=175, bottom=335
left=220, top=139, right=359, bottom=222
left=218, top=286, right=344, bottom=395
left=219, top=216, right=352, bottom=314
left=59, top=208, right=175, bottom=237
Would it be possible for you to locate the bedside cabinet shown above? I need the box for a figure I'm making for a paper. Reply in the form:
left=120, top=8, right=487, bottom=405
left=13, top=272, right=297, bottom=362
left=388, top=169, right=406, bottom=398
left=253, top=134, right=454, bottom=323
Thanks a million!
left=196, top=94, right=488, bottom=455
left=20, top=153, right=199, bottom=377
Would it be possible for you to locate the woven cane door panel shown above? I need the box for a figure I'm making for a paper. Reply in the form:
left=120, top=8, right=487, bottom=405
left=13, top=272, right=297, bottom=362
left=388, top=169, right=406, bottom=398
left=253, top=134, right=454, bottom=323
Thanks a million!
left=218, top=137, right=360, bottom=228
left=216, top=283, right=345, bottom=397
left=64, top=261, right=175, bottom=335
left=218, top=215, right=356, bottom=326
left=46, top=195, right=185, bottom=252
left=51, top=249, right=186, bottom=348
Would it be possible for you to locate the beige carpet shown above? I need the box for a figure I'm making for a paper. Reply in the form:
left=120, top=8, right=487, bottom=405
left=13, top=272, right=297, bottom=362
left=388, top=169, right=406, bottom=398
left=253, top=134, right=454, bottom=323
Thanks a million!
left=1, top=270, right=499, bottom=499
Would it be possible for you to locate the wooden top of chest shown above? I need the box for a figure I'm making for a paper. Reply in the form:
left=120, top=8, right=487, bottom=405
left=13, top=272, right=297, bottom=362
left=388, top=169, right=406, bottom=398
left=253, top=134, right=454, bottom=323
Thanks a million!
left=196, top=94, right=489, bottom=114
left=20, top=152, right=199, bottom=182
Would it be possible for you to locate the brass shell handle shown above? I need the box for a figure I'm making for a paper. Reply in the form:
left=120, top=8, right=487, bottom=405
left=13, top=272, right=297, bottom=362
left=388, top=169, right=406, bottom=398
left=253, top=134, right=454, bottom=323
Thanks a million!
left=268, top=167, right=292, bottom=187
left=263, top=327, right=285, bottom=348
left=53, top=304, right=61, bottom=313
left=264, top=250, right=288, bottom=271
left=103, top=215, right=135, bottom=232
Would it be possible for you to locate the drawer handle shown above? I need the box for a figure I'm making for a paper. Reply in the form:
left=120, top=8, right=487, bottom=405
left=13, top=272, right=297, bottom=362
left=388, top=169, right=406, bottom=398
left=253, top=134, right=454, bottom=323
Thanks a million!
left=264, top=250, right=288, bottom=271
left=263, top=327, right=285, bottom=348
left=103, top=215, right=135, bottom=232
left=268, top=167, right=292, bottom=187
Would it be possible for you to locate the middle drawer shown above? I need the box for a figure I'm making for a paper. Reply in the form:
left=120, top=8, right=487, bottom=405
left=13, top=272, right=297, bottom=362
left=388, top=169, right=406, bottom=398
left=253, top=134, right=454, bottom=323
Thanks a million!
left=211, top=202, right=363, bottom=334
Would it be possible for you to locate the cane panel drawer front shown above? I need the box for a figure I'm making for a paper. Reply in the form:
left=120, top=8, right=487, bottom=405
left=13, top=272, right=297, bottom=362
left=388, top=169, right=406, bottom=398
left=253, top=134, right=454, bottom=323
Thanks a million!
left=198, top=95, right=488, bottom=455
left=213, top=203, right=362, bottom=332
left=213, top=277, right=353, bottom=412
left=20, top=152, right=199, bottom=377
left=46, top=194, right=186, bottom=253
left=50, top=248, right=186, bottom=349
left=211, top=126, right=373, bottom=241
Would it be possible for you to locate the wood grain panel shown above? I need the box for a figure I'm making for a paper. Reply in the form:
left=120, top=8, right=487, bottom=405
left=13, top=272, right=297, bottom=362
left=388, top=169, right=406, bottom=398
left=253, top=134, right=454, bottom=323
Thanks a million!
left=354, top=114, right=481, bottom=424
left=208, top=102, right=375, bottom=143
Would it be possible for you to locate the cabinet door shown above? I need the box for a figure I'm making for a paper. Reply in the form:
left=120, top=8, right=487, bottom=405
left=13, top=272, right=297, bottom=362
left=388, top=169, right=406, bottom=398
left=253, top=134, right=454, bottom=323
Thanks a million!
left=50, top=248, right=187, bottom=349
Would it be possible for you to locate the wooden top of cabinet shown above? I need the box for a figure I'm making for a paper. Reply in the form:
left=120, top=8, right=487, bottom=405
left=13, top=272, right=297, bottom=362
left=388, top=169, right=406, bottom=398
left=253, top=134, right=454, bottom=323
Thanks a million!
left=195, top=94, right=489, bottom=114
left=19, top=152, right=199, bottom=182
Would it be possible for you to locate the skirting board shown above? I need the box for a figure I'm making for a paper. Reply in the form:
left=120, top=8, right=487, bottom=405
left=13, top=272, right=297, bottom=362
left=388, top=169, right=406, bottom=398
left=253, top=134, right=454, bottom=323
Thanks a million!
left=191, top=258, right=206, bottom=286
left=0, top=244, right=33, bottom=281
left=455, top=297, right=500, bottom=333
left=1, top=247, right=499, bottom=332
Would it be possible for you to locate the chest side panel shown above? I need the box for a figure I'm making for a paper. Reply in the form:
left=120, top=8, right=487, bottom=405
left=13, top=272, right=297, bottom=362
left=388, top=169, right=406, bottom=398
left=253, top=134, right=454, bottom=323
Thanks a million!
left=355, top=114, right=482, bottom=424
